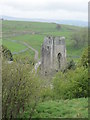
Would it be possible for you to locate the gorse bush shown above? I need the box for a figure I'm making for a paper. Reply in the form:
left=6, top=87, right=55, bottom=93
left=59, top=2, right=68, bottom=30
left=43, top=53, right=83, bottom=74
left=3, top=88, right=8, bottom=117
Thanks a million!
left=2, top=61, right=41, bottom=119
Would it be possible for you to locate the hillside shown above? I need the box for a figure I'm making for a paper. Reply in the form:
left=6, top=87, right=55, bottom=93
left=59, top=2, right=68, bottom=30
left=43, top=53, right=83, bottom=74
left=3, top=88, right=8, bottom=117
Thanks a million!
left=2, top=20, right=87, bottom=61
left=1, top=16, right=88, bottom=26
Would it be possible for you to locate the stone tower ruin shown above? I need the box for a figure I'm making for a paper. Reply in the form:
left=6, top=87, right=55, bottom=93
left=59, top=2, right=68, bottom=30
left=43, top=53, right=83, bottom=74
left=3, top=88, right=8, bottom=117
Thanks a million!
left=41, top=36, right=66, bottom=75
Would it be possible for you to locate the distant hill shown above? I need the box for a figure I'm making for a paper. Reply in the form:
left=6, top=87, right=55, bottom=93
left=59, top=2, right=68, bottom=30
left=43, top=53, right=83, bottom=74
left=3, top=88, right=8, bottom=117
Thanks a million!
left=55, top=20, right=88, bottom=27
left=1, top=15, right=88, bottom=27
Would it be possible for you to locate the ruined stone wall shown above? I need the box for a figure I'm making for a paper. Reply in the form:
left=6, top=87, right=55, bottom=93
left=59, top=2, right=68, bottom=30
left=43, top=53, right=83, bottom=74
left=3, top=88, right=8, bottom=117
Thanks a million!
left=41, top=36, right=66, bottom=75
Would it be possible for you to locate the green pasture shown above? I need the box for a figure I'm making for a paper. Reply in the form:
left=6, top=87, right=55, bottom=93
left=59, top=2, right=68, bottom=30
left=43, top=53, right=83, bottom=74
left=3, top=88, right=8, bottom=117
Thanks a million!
left=11, top=34, right=44, bottom=53
left=2, top=20, right=87, bottom=61
left=3, top=40, right=27, bottom=52
left=2, top=20, right=57, bottom=33
left=2, top=20, right=81, bottom=33
left=10, top=34, right=84, bottom=60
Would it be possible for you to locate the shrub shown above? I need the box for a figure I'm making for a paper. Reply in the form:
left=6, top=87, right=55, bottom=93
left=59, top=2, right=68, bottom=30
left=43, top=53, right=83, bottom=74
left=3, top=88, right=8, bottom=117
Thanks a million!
left=2, top=61, right=41, bottom=118
left=62, top=59, right=76, bottom=73
left=53, top=67, right=88, bottom=99
left=2, top=45, right=13, bottom=61
left=80, top=47, right=88, bottom=68
left=40, top=86, right=53, bottom=101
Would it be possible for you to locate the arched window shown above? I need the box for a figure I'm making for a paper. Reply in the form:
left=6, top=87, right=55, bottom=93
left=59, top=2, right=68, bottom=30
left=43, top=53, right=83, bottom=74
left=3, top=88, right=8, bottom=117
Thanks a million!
left=57, top=53, right=62, bottom=68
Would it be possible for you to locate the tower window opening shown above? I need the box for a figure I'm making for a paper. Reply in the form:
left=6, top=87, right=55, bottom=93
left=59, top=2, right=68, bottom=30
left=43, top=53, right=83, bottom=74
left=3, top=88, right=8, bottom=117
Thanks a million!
left=47, top=46, right=49, bottom=50
left=57, top=53, right=62, bottom=69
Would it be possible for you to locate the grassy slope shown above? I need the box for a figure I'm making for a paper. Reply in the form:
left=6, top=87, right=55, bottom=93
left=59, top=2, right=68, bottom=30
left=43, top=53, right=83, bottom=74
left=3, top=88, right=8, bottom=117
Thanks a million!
left=2, top=20, right=86, bottom=60
left=2, top=20, right=81, bottom=33
left=24, top=98, right=88, bottom=118
left=3, top=40, right=27, bottom=52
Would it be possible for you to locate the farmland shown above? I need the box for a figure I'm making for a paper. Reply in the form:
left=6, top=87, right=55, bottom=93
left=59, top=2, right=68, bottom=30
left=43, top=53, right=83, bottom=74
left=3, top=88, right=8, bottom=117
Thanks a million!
left=2, top=20, right=87, bottom=61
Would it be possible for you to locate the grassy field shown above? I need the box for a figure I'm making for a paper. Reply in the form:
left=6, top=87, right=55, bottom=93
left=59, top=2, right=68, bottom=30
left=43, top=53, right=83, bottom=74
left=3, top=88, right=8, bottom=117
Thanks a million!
left=24, top=98, right=88, bottom=118
left=2, top=20, right=86, bottom=61
left=2, top=20, right=81, bottom=33
left=3, top=40, right=27, bottom=52
left=11, top=34, right=44, bottom=56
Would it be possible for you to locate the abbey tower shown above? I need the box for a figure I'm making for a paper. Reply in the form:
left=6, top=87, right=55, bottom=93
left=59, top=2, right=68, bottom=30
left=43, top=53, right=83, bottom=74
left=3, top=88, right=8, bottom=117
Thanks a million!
left=41, top=36, right=66, bottom=75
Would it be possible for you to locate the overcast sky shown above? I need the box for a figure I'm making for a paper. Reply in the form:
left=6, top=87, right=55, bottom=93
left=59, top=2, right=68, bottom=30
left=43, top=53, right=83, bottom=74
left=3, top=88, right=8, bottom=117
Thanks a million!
left=0, top=0, right=89, bottom=21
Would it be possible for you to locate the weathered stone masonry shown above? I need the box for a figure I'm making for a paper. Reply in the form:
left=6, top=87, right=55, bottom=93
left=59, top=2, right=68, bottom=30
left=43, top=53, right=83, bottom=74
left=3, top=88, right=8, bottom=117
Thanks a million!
left=41, top=36, right=66, bottom=75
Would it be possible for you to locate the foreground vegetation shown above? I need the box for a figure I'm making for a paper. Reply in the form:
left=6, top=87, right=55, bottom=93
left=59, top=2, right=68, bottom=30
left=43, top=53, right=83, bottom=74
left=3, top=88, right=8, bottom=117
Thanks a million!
left=2, top=46, right=88, bottom=118
left=32, top=98, right=88, bottom=118
left=2, top=60, right=41, bottom=118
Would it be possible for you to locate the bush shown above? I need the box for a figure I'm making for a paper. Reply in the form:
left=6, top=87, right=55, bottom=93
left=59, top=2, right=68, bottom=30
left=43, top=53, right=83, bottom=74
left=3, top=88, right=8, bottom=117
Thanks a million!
left=2, top=45, right=13, bottom=61
left=53, top=66, right=88, bottom=99
left=80, top=47, right=88, bottom=68
left=62, top=59, right=76, bottom=73
left=40, top=86, right=53, bottom=101
left=2, top=61, right=41, bottom=118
